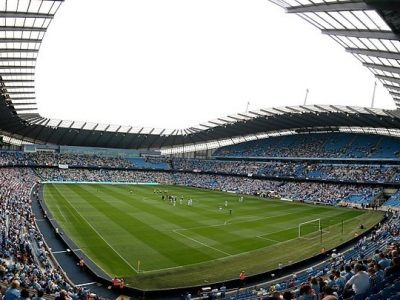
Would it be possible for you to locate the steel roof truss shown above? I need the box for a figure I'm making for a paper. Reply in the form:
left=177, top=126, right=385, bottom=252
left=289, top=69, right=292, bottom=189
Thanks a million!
left=0, top=66, right=35, bottom=69
left=322, top=29, right=399, bottom=40
left=375, top=75, right=400, bottom=85
left=363, top=62, right=400, bottom=74
left=0, top=26, right=47, bottom=32
left=0, top=49, right=39, bottom=53
left=346, top=48, right=400, bottom=60
left=0, top=11, right=54, bottom=19
left=287, top=2, right=371, bottom=14
left=4, top=91, right=35, bottom=95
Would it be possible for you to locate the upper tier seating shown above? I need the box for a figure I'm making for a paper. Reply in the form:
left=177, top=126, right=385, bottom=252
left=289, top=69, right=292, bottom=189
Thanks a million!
left=383, top=191, right=400, bottom=210
left=213, top=133, right=400, bottom=159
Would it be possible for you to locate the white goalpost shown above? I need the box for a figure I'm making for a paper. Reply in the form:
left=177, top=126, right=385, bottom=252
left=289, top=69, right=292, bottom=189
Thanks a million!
left=298, top=218, right=321, bottom=239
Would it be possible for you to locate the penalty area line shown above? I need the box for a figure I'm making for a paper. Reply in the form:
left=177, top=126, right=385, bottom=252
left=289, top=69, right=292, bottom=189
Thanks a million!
left=173, top=229, right=231, bottom=256
left=256, top=235, right=280, bottom=243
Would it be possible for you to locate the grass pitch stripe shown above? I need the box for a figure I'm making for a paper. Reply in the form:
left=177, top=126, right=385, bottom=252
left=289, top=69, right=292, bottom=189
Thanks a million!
left=95, top=184, right=242, bottom=254
left=70, top=184, right=220, bottom=266
left=61, top=191, right=139, bottom=273
left=46, top=185, right=134, bottom=276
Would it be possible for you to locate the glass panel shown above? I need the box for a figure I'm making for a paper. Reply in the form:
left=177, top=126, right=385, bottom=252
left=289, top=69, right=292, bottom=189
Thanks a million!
left=346, top=37, right=366, bottom=49
left=327, top=11, right=354, bottom=29
left=59, top=120, right=74, bottom=128
left=83, top=123, right=97, bottom=130
left=95, top=123, right=108, bottom=131
left=339, top=11, right=366, bottom=30
left=359, top=38, right=378, bottom=50
left=321, top=12, right=347, bottom=29
left=105, top=124, right=120, bottom=132
left=364, top=11, right=391, bottom=31
left=70, top=121, right=85, bottom=129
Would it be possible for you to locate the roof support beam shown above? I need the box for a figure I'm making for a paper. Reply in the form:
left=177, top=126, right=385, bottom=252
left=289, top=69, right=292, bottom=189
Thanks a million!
left=363, top=62, right=400, bottom=74
left=322, top=29, right=400, bottom=40
left=0, top=79, right=34, bottom=82
left=0, top=49, right=38, bottom=53
left=2, top=91, right=35, bottom=95
left=0, top=38, right=42, bottom=43
left=390, top=91, right=400, bottom=98
left=0, top=72, right=34, bottom=76
left=383, top=84, right=400, bottom=92
left=287, top=2, right=371, bottom=13
left=0, top=66, right=35, bottom=69
left=0, top=57, right=36, bottom=61
left=0, top=26, right=46, bottom=32
left=6, top=97, right=35, bottom=100
left=13, top=107, right=37, bottom=111
left=0, top=11, right=54, bottom=19
left=1, top=85, right=35, bottom=89
left=346, top=48, right=400, bottom=60
left=375, top=75, right=400, bottom=85
left=11, top=102, right=37, bottom=106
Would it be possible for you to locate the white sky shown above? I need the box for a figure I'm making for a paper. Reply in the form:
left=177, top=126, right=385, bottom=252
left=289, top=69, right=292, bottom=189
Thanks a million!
left=34, top=0, right=396, bottom=130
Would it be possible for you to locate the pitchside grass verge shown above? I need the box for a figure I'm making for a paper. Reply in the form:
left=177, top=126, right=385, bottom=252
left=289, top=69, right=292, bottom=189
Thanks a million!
left=43, top=183, right=383, bottom=290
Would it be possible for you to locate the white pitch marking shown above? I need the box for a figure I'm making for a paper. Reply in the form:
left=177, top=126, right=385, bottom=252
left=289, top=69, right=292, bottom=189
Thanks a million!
left=173, top=229, right=231, bottom=256
left=62, top=196, right=138, bottom=273
left=256, top=235, right=280, bottom=243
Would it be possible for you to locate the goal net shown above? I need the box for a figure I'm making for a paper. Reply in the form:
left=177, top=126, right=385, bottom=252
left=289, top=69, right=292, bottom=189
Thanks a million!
left=298, top=219, right=322, bottom=239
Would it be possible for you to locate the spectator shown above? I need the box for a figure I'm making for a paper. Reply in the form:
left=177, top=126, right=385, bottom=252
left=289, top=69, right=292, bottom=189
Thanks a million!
left=4, top=280, right=21, bottom=300
left=32, top=290, right=45, bottom=300
left=19, top=289, right=31, bottom=300
left=343, top=264, right=370, bottom=298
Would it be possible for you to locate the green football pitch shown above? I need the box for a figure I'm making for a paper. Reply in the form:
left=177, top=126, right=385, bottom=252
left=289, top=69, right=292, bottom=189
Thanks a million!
left=43, top=183, right=383, bottom=290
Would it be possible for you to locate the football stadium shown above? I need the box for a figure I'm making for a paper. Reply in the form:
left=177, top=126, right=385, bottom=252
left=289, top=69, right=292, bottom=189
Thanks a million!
left=0, top=0, right=400, bottom=300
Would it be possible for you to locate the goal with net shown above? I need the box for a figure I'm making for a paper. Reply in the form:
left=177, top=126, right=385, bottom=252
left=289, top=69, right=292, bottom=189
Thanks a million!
left=298, top=218, right=323, bottom=239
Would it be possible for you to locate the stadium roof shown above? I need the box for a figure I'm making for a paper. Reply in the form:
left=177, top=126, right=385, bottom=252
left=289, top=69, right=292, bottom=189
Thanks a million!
left=0, top=0, right=62, bottom=114
left=269, top=0, right=400, bottom=107
left=1, top=0, right=400, bottom=150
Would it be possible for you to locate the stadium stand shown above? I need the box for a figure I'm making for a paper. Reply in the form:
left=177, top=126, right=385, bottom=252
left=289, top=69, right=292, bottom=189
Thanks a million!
left=1, top=164, right=399, bottom=300
left=171, top=158, right=400, bottom=184
left=383, top=191, right=400, bottom=211
left=0, top=168, right=72, bottom=294
left=213, top=133, right=400, bottom=159
left=127, top=157, right=170, bottom=170
left=0, top=143, right=398, bottom=299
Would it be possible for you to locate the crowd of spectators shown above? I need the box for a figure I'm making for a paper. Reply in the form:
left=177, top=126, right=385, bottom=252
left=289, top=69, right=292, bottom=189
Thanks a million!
left=213, top=133, right=400, bottom=159
left=26, top=153, right=134, bottom=169
left=0, top=152, right=30, bottom=167
left=172, top=158, right=400, bottom=184
left=172, top=173, right=381, bottom=206
left=0, top=168, right=85, bottom=299
left=0, top=152, right=134, bottom=169
left=35, top=169, right=175, bottom=185
left=2, top=150, right=400, bottom=185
